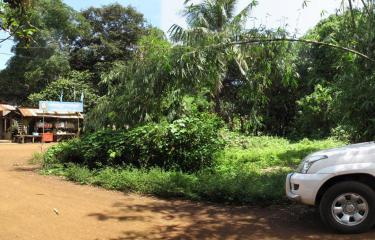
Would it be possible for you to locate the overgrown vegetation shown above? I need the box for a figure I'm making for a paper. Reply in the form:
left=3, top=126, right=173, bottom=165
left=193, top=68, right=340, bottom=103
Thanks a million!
left=2, top=0, right=374, bottom=141
left=44, top=114, right=223, bottom=172
left=3, top=0, right=374, bottom=204
left=42, top=133, right=344, bottom=204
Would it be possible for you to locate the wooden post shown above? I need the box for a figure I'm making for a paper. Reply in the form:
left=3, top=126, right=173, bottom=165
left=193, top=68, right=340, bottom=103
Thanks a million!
left=40, top=102, right=47, bottom=152
left=42, top=113, right=45, bottom=149
left=77, top=113, right=80, bottom=137
left=40, top=112, right=45, bottom=151
left=4, top=118, right=7, bottom=137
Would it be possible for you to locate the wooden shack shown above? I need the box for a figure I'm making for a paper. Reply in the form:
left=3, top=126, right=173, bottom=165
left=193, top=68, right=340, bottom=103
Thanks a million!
left=0, top=104, right=84, bottom=143
left=0, top=104, right=17, bottom=140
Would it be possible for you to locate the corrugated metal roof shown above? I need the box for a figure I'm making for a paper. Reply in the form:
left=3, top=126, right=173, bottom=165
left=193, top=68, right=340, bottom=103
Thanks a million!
left=0, top=104, right=16, bottom=111
left=18, top=108, right=83, bottom=119
left=0, top=104, right=17, bottom=116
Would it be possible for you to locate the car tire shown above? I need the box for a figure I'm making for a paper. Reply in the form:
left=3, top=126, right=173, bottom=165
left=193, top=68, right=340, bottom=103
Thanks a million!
left=319, top=181, right=375, bottom=234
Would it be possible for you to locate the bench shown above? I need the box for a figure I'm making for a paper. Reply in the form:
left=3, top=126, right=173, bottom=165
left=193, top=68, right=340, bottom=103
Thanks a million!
left=14, top=135, right=42, bottom=144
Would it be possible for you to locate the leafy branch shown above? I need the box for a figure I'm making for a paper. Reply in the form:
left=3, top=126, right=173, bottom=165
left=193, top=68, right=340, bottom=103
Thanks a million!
left=181, top=37, right=375, bottom=63
left=0, top=0, right=35, bottom=45
left=229, top=38, right=375, bottom=62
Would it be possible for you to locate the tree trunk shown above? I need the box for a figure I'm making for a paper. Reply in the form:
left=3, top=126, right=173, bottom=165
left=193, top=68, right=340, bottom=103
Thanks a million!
left=214, top=93, right=221, bottom=115
left=240, top=116, right=245, bottom=133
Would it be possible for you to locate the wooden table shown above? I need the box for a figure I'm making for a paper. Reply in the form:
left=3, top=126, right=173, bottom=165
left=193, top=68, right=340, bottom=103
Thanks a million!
left=14, top=135, right=42, bottom=144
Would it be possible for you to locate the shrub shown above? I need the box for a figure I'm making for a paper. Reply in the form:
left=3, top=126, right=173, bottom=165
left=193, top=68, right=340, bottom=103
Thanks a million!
left=293, top=84, right=335, bottom=139
left=43, top=138, right=83, bottom=166
left=43, top=136, right=345, bottom=204
left=45, top=114, right=224, bottom=172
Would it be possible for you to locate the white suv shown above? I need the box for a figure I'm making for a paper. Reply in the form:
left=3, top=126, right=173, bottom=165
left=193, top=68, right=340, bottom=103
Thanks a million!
left=286, top=142, right=375, bottom=233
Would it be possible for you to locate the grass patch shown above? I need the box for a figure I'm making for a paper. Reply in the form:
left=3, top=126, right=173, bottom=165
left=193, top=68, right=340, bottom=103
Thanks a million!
left=42, top=135, right=345, bottom=204
left=29, top=152, right=44, bottom=165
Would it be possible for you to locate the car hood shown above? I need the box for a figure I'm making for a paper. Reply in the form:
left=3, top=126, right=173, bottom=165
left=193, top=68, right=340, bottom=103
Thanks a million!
left=308, top=142, right=375, bottom=173
left=310, top=142, right=375, bottom=158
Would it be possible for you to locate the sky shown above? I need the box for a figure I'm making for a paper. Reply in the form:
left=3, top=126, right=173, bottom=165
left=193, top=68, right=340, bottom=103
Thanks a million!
left=0, top=0, right=343, bottom=70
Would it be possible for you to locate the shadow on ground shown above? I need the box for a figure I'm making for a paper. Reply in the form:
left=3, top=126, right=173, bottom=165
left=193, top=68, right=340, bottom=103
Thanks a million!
left=13, top=166, right=41, bottom=172
left=88, top=198, right=375, bottom=240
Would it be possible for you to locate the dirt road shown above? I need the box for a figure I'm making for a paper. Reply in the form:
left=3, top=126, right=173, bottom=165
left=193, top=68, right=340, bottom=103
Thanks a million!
left=1, top=144, right=375, bottom=240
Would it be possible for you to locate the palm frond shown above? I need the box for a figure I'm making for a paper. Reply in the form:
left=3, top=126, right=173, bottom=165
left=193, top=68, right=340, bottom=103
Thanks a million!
left=231, top=0, right=257, bottom=28
left=222, top=0, right=237, bottom=19
left=169, top=23, right=212, bottom=45
left=184, top=3, right=209, bottom=28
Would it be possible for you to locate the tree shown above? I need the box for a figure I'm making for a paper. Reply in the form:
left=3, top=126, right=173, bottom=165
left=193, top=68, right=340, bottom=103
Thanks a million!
left=0, top=0, right=86, bottom=103
left=0, top=1, right=151, bottom=103
left=86, top=29, right=174, bottom=130
left=293, top=2, right=375, bottom=141
left=69, top=4, right=150, bottom=93
left=0, top=0, right=35, bottom=45
left=28, top=71, right=99, bottom=111
left=169, top=0, right=258, bottom=115
left=169, top=0, right=299, bottom=134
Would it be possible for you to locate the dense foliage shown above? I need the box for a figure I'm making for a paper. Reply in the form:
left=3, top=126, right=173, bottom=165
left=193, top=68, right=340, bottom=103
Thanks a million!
left=293, top=6, right=375, bottom=141
left=0, top=0, right=151, bottom=104
left=45, top=114, right=223, bottom=172
left=27, top=71, right=99, bottom=111
left=1, top=0, right=375, bottom=141
left=0, top=0, right=35, bottom=44
left=3, top=0, right=375, bottom=204
left=42, top=134, right=344, bottom=204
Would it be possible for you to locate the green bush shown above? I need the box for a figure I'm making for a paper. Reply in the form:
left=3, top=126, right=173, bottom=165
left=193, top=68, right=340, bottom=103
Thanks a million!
left=43, top=138, right=83, bottom=166
left=45, top=114, right=224, bottom=172
left=293, top=84, right=335, bottom=139
left=43, top=135, right=345, bottom=204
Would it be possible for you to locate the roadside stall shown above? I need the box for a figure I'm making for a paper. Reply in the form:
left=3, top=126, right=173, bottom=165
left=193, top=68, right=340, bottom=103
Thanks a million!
left=14, top=107, right=83, bottom=143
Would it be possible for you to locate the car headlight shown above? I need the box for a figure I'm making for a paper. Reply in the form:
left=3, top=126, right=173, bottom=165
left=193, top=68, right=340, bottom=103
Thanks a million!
left=298, top=155, right=328, bottom=174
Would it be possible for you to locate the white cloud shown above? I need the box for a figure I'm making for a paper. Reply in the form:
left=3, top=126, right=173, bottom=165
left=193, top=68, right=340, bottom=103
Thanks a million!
left=161, top=0, right=343, bottom=36
left=247, top=0, right=342, bottom=35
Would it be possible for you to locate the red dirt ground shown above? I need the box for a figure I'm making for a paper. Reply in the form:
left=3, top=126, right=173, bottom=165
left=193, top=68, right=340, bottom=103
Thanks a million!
left=1, top=143, right=375, bottom=240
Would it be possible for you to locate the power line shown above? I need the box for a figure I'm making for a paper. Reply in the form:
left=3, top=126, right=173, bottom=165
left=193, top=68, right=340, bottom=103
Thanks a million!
left=0, top=52, right=47, bottom=59
left=14, top=46, right=56, bottom=49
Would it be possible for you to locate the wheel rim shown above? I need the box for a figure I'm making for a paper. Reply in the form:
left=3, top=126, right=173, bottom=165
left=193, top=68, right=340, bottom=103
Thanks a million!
left=331, top=193, right=369, bottom=226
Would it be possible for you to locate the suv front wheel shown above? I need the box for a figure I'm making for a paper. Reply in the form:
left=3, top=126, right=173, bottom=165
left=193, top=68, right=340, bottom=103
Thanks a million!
left=319, top=181, right=375, bottom=233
